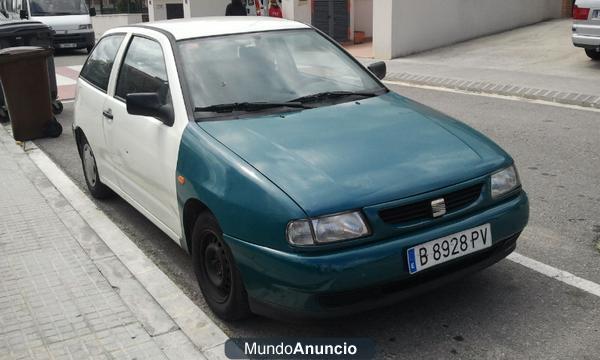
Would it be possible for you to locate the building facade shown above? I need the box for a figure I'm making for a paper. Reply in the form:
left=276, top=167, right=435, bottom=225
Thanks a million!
left=95, top=0, right=565, bottom=60
left=282, top=0, right=564, bottom=59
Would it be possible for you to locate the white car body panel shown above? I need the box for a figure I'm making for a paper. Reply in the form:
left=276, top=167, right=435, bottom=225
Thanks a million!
left=74, top=27, right=190, bottom=244
left=30, top=14, right=90, bottom=31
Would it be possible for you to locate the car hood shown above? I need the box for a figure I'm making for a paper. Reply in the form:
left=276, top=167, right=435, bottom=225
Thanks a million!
left=30, top=15, right=90, bottom=31
left=198, top=92, right=510, bottom=216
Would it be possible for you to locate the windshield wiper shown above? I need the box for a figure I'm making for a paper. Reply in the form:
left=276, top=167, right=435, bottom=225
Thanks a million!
left=290, top=91, right=379, bottom=104
left=194, top=101, right=310, bottom=114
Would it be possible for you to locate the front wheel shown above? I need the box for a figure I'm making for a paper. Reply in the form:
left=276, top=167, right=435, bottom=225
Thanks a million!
left=585, top=48, right=600, bottom=60
left=192, top=212, right=251, bottom=321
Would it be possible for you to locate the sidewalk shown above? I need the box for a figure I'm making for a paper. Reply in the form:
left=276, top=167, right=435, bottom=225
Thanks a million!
left=0, top=127, right=218, bottom=359
left=56, top=65, right=81, bottom=101
left=361, top=19, right=600, bottom=109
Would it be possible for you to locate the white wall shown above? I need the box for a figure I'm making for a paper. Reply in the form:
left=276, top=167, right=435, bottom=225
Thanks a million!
left=353, top=0, right=372, bottom=37
left=282, top=0, right=311, bottom=25
left=92, top=14, right=143, bottom=38
left=374, top=0, right=562, bottom=59
left=190, top=0, right=229, bottom=17
left=149, top=0, right=228, bottom=21
left=149, top=0, right=185, bottom=21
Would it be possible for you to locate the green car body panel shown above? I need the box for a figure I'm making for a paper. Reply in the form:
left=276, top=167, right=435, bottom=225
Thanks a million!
left=176, top=92, right=529, bottom=317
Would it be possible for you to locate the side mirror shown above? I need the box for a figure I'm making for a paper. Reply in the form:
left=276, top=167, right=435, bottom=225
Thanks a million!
left=19, top=9, right=28, bottom=19
left=368, top=61, right=386, bottom=80
left=126, top=93, right=174, bottom=126
left=89, top=7, right=96, bottom=16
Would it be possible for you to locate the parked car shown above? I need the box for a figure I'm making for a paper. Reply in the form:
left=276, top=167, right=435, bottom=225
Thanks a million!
left=572, top=0, right=600, bottom=60
left=73, top=17, right=529, bottom=321
left=1, top=0, right=96, bottom=52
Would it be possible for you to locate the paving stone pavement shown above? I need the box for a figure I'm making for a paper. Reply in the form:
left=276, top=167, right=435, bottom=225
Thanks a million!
left=382, top=72, right=600, bottom=109
left=0, top=128, right=205, bottom=359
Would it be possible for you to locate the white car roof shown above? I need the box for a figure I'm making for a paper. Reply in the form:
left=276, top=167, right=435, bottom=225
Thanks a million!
left=116, top=17, right=311, bottom=41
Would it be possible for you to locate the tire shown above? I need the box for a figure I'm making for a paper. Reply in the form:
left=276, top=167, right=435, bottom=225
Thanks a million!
left=52, top=100, right=64, bottom=115
left=80, top=135, right=112, bottom=199
left=585, top=48, right=600, bottom=61
left=192, top=212, right=251, bottom=321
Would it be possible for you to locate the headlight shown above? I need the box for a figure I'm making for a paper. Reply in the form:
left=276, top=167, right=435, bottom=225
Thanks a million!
left=286, top=211, right=370, bottom=246
left=491, top=165, right=520, bottom=198
left=79, top=24, right=92, bottom=30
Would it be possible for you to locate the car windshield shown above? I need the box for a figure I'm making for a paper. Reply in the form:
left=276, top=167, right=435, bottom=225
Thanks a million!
left=178, top=29, right=385, bottom=117
left=30, top=0, right=88, bottom=16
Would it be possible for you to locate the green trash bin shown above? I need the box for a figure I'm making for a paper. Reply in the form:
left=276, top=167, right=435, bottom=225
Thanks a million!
left=0, top=46, right=61, bottom=141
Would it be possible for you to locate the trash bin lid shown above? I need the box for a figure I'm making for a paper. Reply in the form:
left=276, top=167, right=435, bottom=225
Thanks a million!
left=0, top=20, right=53, bottom=41
left=0, top=46, right=52, bottom=64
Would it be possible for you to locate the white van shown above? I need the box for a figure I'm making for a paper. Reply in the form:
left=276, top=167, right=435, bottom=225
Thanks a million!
left=1, top=0, right=95, bottom=52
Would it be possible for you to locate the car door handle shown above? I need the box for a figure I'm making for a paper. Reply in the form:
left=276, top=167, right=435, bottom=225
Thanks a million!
left=102, top=110, right=113, bottom=120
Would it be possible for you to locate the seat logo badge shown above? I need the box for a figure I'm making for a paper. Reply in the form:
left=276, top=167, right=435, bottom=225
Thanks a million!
left=431, top=198, right=446, bottom=218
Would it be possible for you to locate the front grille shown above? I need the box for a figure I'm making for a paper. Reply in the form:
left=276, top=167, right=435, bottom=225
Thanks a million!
left=54, top=34, right=87, bottom=44
left=379, top=184, right=483, bottom=224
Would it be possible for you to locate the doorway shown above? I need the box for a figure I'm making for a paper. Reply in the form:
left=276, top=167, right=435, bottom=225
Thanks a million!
left=312, top=0, right=349, bottom=42
left=166, top=3, right=184, bottom=19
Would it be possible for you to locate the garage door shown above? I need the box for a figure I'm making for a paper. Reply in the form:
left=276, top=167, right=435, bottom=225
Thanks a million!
left=166, top=4, right=184, bottom=19
left=312, top=0, right=349, bottom=42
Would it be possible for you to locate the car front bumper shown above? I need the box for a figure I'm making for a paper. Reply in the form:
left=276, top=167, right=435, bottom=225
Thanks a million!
left=53, top=30, right=95, bottom=49
left=225, top=191, right=529, bottom=320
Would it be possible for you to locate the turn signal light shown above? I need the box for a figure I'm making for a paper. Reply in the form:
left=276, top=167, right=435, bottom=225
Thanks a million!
left=573, top=5, right=590, bottom=20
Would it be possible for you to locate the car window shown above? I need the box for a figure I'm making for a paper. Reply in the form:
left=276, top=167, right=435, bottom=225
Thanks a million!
left=80, top=34, right=125, bottom=92
left=115, top=36, right=170, bottom=106
left=178, top=29, right=384, bottom=111
left=29, top=0, right=89, bottom=16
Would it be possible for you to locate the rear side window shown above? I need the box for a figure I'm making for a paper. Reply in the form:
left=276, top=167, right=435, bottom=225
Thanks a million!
left=80, top=35, right=125, bottom=92
left=115, top=36, right=170, bottom=105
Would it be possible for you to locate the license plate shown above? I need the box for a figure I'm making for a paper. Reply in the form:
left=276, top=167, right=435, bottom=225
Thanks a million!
left=407, top=224, right=492, bottom=274
left=58, top=43, right=77, bottom=49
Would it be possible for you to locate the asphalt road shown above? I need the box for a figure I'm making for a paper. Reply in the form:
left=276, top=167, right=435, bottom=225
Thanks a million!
left=53, top=49, right=88, bottom=67
left=34, top=85, right=600, bottom=359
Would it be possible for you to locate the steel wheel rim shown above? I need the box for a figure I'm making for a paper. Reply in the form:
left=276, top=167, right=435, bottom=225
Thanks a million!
left=82, top=144, right=97, bottom=187
left=202, top=232, right=232, bottom=304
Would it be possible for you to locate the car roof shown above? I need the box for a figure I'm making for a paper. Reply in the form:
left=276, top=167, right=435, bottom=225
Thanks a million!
left=117, top=17, right=311, bottom=41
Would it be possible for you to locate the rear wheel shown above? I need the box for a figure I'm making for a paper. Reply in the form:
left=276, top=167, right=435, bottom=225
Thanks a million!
left=585, top=48, right=600, bottom=60
left=192, top=212, right=250, bottom=321
left=80, top=136, right=112, bottom=199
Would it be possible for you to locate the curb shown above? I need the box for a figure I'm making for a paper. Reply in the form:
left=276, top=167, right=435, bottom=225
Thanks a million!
left=384, top=72, right=600, bottom=110
left=1, top=123, right=231, bottom=359
left=27, top=147, right=231, bottom=360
